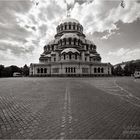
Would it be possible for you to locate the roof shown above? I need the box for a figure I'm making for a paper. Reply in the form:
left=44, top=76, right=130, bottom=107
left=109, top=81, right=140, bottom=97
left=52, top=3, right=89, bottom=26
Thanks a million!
left=45, top=54, right=51, bottom=57
left=59, top=17, right=79, bottom=24
left=90, top=54, right=97, bottom=57
left=48, top=39, right=59, bottom=45
left=61, top=33, right=79, bottom=39
left=61, top=48, right=80, bottom=54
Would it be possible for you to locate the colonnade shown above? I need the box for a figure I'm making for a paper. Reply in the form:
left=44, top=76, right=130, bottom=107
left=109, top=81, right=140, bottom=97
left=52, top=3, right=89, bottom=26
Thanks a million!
left=57, top=23, right=83, bottom=33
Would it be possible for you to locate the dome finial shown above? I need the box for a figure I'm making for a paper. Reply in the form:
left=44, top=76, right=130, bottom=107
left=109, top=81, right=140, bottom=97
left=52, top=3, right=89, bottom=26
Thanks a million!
left=67, top=9, right=71, bottom=17
left=66, top=2, right=72, bottom=17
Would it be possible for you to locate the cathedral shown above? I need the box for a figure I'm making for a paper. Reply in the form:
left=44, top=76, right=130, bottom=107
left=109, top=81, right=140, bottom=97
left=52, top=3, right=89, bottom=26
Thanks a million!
left=30, top=17, right=112, bottom=77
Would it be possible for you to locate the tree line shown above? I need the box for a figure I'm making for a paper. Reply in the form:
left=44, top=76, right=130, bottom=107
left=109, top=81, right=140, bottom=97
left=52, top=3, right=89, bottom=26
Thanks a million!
left=112, top=60, right=140, bottom=76
left=0, top=64, right=29, bottom=77
left=0, top=60, right=140, bottom=77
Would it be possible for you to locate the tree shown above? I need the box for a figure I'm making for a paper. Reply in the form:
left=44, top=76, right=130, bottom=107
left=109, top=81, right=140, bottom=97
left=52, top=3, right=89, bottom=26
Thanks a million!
left=113, top=65, right=124, bottom=76
left=0, top=65, right=4, bottom=77
left=22, top=64, right=29, bottom=76
left=1, top=65, right=22, bottom=77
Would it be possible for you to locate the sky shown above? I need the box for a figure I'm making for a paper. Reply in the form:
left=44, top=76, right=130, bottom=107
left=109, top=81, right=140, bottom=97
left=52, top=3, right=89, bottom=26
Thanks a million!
left=0, top=0, right=140, bottom=66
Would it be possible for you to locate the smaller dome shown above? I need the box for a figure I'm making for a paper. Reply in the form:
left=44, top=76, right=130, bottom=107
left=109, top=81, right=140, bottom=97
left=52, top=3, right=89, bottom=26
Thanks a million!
left=61, top=33, right=79, bottom=39
left=59, top=17, right=79, bottom=24
left=86, top=39, right=94, bottom=45
left=61, top=48, right=80, bottom=54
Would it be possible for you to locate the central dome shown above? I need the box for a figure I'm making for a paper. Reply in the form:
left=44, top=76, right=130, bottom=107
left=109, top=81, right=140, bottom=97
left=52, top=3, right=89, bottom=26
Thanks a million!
left=59, top=17, right=79, bottom=25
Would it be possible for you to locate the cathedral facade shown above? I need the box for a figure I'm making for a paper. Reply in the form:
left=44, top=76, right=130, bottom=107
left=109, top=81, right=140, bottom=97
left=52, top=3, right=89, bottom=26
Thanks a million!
left=30, top=17, right=112, bottom=77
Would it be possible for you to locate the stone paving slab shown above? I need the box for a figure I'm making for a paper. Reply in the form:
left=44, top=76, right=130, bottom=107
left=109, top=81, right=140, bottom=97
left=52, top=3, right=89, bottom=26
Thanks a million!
left=0, top=77, right=140, bottom=139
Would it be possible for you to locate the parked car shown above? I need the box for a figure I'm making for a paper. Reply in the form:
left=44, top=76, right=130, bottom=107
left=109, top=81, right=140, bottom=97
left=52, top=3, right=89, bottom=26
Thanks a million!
left=13, top=72, right=22, bottom=77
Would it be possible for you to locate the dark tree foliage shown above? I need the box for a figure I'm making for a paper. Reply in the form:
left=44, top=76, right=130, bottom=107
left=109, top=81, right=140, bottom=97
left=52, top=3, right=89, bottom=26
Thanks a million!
left=0, top=65, right=4, bottom=77
left=0, top=65, right=22, bottom=77
left=113, top=65, right=124, bottom=76
left=113, top=60, right=140, bottom=76
left=22, top=64, right=29, bottom=76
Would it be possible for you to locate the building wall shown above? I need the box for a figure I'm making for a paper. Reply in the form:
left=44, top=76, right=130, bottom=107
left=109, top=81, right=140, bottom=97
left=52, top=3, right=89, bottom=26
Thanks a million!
left=30, top=62, right=112, bottom=77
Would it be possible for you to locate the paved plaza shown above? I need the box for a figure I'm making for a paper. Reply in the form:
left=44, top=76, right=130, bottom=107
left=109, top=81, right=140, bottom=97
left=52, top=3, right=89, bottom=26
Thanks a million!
left=0, top=77, right=140, bottom=139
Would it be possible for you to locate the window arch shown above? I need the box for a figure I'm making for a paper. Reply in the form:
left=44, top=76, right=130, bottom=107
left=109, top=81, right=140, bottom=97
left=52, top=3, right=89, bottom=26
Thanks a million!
left=69, top=53, right=72, bottom=59
left=101, top=68, right=104, bottom=73
left=73, top=25, right=75, bottom=30
left=52, top=45, right=54, bottom=51
left=86, top=45, right=89, bottom=50
left=75, top=54, right=77, bottom=60
left=74, top=38, right=76, bottom=45
left=98, top=67, right=100, bottom=73
left=37, top=68, right=40, bottom=73
left=78, top=39, right=80, bottom=45
left=41, top=68, right=43, bottom=73
left=94, top=68, right=97, bottom=73
left=65, top=67, right=67, bottom=73
left=69, top=38, right=71, bottom=45
left=68, top=67, right=71, bottom=73
left=69, top=24, right=71, bottom=29
left=64, top=54, right=66, bottom=60
left=65, top=24, right=67, bottom=30
left=64, top=38, right=66, bottom=45
left=60, top=40, right=62, bottom=46
left=44, top=68, right=47, bottom=73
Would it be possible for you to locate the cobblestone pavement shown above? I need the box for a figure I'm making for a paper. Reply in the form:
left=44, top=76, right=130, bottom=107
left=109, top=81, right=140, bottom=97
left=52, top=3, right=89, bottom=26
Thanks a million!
left=0, top=77, right=140, bottom=139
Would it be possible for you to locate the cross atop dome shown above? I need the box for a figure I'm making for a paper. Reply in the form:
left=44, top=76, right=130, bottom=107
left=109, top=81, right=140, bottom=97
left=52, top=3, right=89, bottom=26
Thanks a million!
left=66, top=1, right=73, bottom=17
left=67, top=9, right=71, bottom=17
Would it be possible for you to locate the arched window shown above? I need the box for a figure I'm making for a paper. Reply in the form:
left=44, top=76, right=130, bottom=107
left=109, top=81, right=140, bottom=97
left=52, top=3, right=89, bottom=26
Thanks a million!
left=63, top=54, right=66, bottom=60
left=69, top=38, right=71, bottom=45
left=41, top=68, right=43, bottom=73
left=44, top=68, right=47, bottom=73
left=68, top=67, right=71, bottom=73
left=48, top=46, right=50, bottom=51
left=52, top=45, right=54, bottom=51
left=77, top=26, right=79, bottom=30
left=94, top=68, right=97, bottom=73
left=69, top=24, right=71, bottom=29
left=69, top=53, right=72, bottom=59
left=78, top=39, right=80, bottom=45
left=101, top=68, right=104, bottom=73
left=74, top=38, right=76, bottom=45
left=60, top=40, right=62, bottom=46
left=65, top=25, right=67, bottom=30
left=98, top=67, right=100, bottom=73
left=75, top=54, right=77, bottom=60
left=65, top=67, right=67, bottom=73
left=37, top=68, right=40, bottom=73
left=86, top=45, right=89, bottom=50
left=73, top=25, right=75, bottom=30
left=64, top=38, right=66, bottom=45
left=90, top=45, right=92, bottom=50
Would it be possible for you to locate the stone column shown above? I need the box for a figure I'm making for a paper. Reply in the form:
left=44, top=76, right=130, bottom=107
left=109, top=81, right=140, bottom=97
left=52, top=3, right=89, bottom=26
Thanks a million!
left=56, top=52, right=59, bottom=61
left=81, top=51, right=85, bottom=61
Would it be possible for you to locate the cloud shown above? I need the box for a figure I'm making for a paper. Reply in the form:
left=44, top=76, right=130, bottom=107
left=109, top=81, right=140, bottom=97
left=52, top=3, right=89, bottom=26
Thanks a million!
left=0, top=0, right=140, bottom=66
left=71, top=0, right=140, bottom=35
left=107, top=48, right=140, bottom=64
